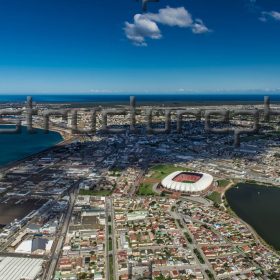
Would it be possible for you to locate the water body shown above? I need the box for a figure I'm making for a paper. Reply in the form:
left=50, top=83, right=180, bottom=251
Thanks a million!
left=226, top=183, right=280, bottom=250
left=0, top=125, right=63, bottom=167
left=0, top=93, right=280, bottom=104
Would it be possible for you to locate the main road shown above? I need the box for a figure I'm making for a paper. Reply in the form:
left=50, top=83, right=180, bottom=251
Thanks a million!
left=44, top=185, right=79, bottom=280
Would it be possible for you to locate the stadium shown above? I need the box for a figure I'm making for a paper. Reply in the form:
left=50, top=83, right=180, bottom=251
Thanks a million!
left=160, top=171, right=213, bottom=195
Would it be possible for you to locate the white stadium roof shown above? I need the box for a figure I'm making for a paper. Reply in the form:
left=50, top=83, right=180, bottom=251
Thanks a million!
left=161, top=171, right=213, bottom=192
left=0, top=256, right=43, bottom=280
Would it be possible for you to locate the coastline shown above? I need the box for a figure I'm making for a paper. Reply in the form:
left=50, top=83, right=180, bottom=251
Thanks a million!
left=224, top=183, right=280, bottom=254
left=0, top=125, right=72, bottom=173
left=32, top=123, right=71, bottom=141
left=1, top=93, right=280, bottom=107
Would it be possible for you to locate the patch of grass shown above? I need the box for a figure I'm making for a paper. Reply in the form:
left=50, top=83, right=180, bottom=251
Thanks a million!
left=110, top=167, right=121, bottom=177
left=184, top=232, right=193, bottom=243
left=111, top=167, right=122, bottom=172
left=217, top=179, right=230, bottom=188
left=176, top=219, right=184, bottom=229
left=109, top=254, right=114, bottom=280
left=138, top=164, right=192, bottom=196
left=108, top=237, right=113, bottom=251
left=207, top=191, right=222, bottom=205
left=205, top=269, right=215, bottom=280
left=155, top=275, right=172, bottom=280
left=150, top=164, right=191, bottom=180
left=193, top=248, right=205, bottom=264
left=79, top=189, right=111, bottom=196
left=137, top=183, right=156, bottom=196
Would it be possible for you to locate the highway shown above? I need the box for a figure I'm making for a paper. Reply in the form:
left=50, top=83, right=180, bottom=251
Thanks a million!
left=105, top=198, right=110, bottom=280
left=106, top=197, right=117, bottom=280
left=44, top=186, right=79, bottom=280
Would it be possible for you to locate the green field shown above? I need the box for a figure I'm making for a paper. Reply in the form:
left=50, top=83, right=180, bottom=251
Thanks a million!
left=137, top=164, right=192, bottom=196
left=207, top=191, right=222, bottom=205
left=149, top=164, right=191, bottom=180
left=217, top=179, right=230, bottom=188
left=137, top=183, right=157, bottom=196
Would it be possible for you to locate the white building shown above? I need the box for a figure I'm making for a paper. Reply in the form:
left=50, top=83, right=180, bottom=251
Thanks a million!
left=161, top=171, right=213, bottom=193
left=0, top=256, right=44, bottom=280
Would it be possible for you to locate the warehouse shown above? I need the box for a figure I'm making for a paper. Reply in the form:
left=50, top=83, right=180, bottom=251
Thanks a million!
left=0, top=256, right=44, bottom=280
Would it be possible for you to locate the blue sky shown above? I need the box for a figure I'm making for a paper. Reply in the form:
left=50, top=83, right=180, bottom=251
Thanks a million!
left=0, top=0, right=280, bottom=94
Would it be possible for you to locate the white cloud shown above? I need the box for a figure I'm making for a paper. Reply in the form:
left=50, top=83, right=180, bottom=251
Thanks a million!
left=191, top=19, right=210, bottom=34
left=146, top=6, right=193, bottom=27
left=124, top=6, right=210, bottom=46
left=268, top=11, right=280, bottom=20
left=260, top=11, right=280, bottom=22
left=124, top=14, right=161, bottom=46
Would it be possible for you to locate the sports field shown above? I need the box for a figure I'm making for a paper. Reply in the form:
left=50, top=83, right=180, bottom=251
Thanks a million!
left=138, top=164, right=191, bottom=196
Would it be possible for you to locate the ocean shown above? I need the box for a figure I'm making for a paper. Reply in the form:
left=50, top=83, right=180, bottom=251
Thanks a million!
left=0, top=93, right=280, bottom=104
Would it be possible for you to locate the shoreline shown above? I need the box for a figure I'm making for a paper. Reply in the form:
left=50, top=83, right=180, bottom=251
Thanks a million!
left=1, top=93, right=280, bottom=107
left=224, top=183, right=280, bottom=255
left=1, top=100, right=280, bottom=107
left=0, top=125, right=72, bottom=173
left=32, top=123, right=71, bottom=141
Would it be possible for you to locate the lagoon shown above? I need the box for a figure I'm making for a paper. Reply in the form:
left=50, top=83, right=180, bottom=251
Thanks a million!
left=226, top=183, right=280, bottom=250
left=0, top=125, right=63, bottom=167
